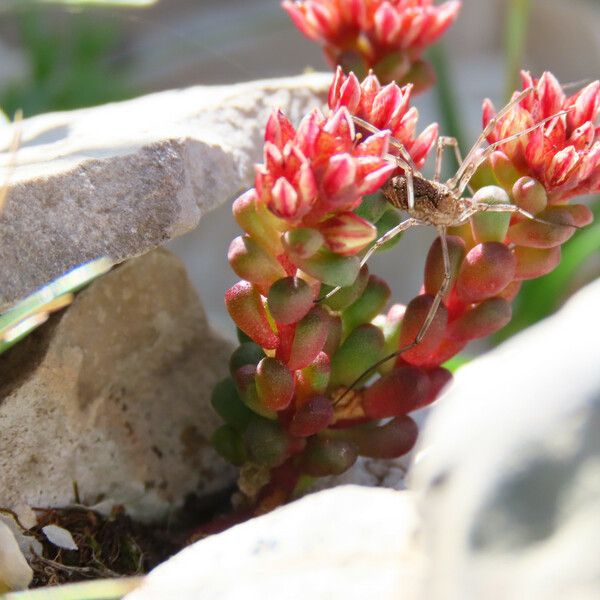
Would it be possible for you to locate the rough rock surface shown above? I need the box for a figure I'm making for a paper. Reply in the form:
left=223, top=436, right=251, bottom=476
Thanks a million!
left=0, top=73, right=330, bottom=308
left=126, top=486, right=423, bottom=600
left=0, top=248, right=234, bottom=521
left=411, top=278, right=600, bottom=600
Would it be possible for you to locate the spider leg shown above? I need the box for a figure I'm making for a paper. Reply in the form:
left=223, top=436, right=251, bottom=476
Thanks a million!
left=352, top=115, right=418, bottom=174
left=317, top=147, right=418, bottom=304
left=434, top=136, right=474, bottom=193
left=472, top=202, right=583, bottom=230
left=448, top=86, right=535, bottom=190
left=316, top=217, right=420, bottom=303
left=336, top=225, right=452, bottom=399
left=456, top=108, right=572, bottom=197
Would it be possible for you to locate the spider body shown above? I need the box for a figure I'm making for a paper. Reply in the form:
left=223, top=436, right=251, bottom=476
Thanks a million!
left=384, top=175, right=468, bottom=226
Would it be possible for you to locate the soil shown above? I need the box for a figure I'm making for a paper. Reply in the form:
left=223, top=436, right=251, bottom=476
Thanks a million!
left=8, top=485, right=236, bottom=588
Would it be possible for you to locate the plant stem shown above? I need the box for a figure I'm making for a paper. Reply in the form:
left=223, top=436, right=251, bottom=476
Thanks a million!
left=428, top=44, right=464, bottom=173
left=505, top=0, right=532, bottom=100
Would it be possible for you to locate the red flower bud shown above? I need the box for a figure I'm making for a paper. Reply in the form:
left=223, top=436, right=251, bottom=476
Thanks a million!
left=255, top=358, right=295, bottom=411
left=267, top=277, right=315, bottom=325
left=228, top=236, right=287, bottom=294
left=456, top=242, right=516, bottom=303
left=362, top=366, right=431, bottom=419
left=447, top=297, right=512, bottom=342
left=513, top=246, right=561, bottom=280
left=397, top=294, right=448, bottom=366
left=288, top=305, right=331, bottom=371
left=225, top=282, right=278, bottom=349
left=507, top=207, right=576, bottom=248
left=289, top=395, right=334, bottom=437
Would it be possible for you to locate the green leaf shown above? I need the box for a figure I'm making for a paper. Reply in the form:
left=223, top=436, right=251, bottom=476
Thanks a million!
left=0, top=257, right=113, bottom=355
left=442, top=353, right=472, bottom=373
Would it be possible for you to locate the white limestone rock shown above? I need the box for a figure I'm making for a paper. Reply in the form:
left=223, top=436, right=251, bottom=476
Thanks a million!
left=125, top=486, right=424, bottom=600
left=0, top=521, right=32, bottom=593
left=0, top=73, right=330, bottom=308
left=411, top=278, right=600, bottom=600
left=0, top=248, right=235, bottom=521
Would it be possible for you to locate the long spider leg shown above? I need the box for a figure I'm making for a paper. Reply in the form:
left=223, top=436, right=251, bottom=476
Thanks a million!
left=316, top=150, right=417, bottom=304
left=336, top=226, right=452, bottom=401
left=434, top=136, right=474, bottom=193
left=448, top=86, right=535, bottom=190
left=473, top=202, right=584, bottom=230
left=316, top=217, right=420, bottom=303
left=352, top=116, right=418, bottom=173
left=456, top=108, right=573, bottom=196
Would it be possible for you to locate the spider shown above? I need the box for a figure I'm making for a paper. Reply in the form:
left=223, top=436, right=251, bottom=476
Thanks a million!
left=321, top=86, right=582, bottom=394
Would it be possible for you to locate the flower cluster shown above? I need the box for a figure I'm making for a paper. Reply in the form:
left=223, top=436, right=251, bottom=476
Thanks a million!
left=212, top=73, right=442, bottom=511
left=211, top=67, right=596, bottom=512
left=329, top=66, right=438, bottom=168
left=283, top=0, right=461, bottom=88
left=483, top=71, right=600, bottom=202
left=471, top=71, right=598, bottom=288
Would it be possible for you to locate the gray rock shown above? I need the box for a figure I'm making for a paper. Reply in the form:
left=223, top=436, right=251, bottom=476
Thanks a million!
left=411, top=278, right=600, bottom=600
left=0, top=248, right=234, bottom=521
left=0, top=73, right=330, bottom=308
left=125, top=486, right=423, bottom=600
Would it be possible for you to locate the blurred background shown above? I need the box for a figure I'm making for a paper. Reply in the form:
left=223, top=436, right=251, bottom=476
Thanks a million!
left=1, top=0, right=599, bottom=351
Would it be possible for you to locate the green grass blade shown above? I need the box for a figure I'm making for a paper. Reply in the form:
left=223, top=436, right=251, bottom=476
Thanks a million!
left=0, top=257, right=113, bottom=354
left=2, top=577, right=144, bottom=600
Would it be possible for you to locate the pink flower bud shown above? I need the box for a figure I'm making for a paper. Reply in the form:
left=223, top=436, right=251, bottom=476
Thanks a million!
left=267, top=277, right=315, bottom=325
left=228, top=236, right=287, bottom=294
left=288, top=305, right=331, bottom=371
left=507, top=207, right=576, bottom=248
left=456, top=242, right=516, bottom=303
left=318, top=212, right=377, bottom=256
left=424, top=235, right=466, bottom=297
left=397, top=294, right=448, bottom=367
left=289, top=396, right=334, bottom=437
left=255, top=358, right=295, bottom=412
left=282, top=228, right=324, bottom=259
left=232, top=189, right=285, bottom=256
left=295, top=352, right=331, bottom=400
left=512, top=177, right=548, bottom=215
left=225, top=281, right=279, bottom=349
left=513, top=246, right=561, bottom=280
left=447, top=297, right=512, bottom=342
left=490, top=150, right=521, bottom=190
